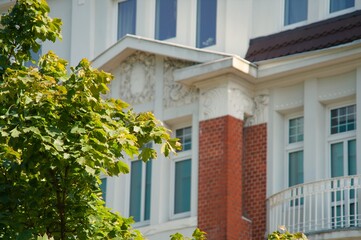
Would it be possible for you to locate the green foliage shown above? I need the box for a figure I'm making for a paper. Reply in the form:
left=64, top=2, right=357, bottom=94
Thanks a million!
left=0, top=1, right=183, bottom=239
left=268, top=226, right=308, bottom=240
left=170, top=228, right=206, bottom=240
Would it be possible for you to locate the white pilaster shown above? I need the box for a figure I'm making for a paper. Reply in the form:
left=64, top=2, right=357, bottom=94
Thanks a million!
left=70, top=0, right=95, bottom=66
left=303, top=79, right=326, bottom=182
left=150, top=56, right=168, bottom=225
left=356, top=67, right=361, bottom=175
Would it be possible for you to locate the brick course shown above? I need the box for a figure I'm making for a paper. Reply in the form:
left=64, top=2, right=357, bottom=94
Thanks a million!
left=243, top=123, right=267, bottom=239
left=198, top=116, right=267, bottom=240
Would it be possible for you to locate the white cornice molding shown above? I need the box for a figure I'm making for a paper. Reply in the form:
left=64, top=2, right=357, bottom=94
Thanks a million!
left=91, top=35, right=232, bottom=72
left=174, top=56, right=257, bottom=86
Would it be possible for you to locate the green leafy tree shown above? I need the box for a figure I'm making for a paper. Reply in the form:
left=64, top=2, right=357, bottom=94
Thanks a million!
left=0, top=1, right=205, bottom=239
left=268, top=226, right=308, bottom=240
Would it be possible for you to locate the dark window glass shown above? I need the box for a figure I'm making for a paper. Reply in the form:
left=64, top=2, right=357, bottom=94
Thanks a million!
left=330, top=0, right=354, bottom=13
left=176, top=126, right=192, bottom=151
left=155, top=0, right=177, bottom=40
left=196, top=0, right=217, bottom=48
left=284, top=0, right=307, bottom=25
left=330, top=105, right=356, bottom=134
left=174, top=159, right=191, bottom=214
left=117, top=0, right=136, bottom=40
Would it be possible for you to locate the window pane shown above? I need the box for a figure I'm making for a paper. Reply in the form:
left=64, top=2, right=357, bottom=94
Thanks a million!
left=176, top=126, right=192, bottom=151
left=130, top=160, right=142, bottom=222
left=330, top=0, right=354, bottom=13
left=174, top=159, right=191, bottom=214
left=118, top=0, right=136, bottom=40
left=289, top=117, right=304, bottom=143
left=155, top=0, right=177, bottom=40
left=284, top=0, right=307, bottom=25
left=348, top=140, right=356, bottom=175
left=100, top=178, right=107, bottom=202
left=144, top=161, right=152, bottom=220
left=289, top=151, right=304, bottom=187
left=331, top=142, right=344, bottom=177
left=196, top=0, right=217, bottom=48
left=330, top=105, right=356, bottom=134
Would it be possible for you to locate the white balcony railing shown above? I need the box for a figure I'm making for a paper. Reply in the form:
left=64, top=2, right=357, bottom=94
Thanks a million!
left=268, top=175, right=361, bottom=234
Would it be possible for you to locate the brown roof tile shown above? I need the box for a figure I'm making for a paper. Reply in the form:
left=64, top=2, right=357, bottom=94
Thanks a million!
left=245, top=10, right=361, bottom=62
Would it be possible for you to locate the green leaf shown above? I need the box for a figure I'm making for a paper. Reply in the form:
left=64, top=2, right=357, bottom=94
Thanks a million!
left=53, top=138, right=64, bottom=151
left=10, top=127, right=21, bottom=138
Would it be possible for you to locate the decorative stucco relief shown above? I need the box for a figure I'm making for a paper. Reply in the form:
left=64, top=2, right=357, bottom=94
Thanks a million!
left=245, top=94, right=269, bottom=126
left=201, top=87, right=225, bottom=120
left=163, top=58, right=198, bottom=108
left=230, top=88, right=255, bottom=121
left=118, top=51, right=155, bottom=105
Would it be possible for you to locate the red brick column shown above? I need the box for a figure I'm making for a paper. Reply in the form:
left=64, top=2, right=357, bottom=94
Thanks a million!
left=243, top=123, right=267, bottom=239
left=198, top=115, right=252, bottom=240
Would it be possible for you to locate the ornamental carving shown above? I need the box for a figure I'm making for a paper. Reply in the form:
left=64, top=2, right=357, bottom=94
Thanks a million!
left=118, top=51, right=155, bottom=105
left=245, top=94, right=269, bottom=126
left=163, top=58, right=198, bottom=108
left=201, top=87, right=224, bottom=120
left=230, top=88, right=255, bottom=120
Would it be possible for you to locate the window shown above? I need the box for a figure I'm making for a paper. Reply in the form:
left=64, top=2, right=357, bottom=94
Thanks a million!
left=155, top=0, right=177, bottom=40
left=174, top=159, right=191, bottom=214
left=289, top=151, right=304, bottom=187
left=176, top=126, right=192, bottom=151
left=330, top=0, right=354, bottom=13
left=287, top=116, right=304, bottom=207
left=100, top=178, right=107, bottom=202
left=172, top=126, right=192, bottom=216
left=331, top=140, right=356, bottom=177
left=289, top=117, right=304, bottom=143
left=329, top=104, right=357, bottom=177
left=117, top=0, right=136, bottom=40
left=287, top=116, right=304, bottom=206
left=196, top=0, right=217, bottom=48
left=284, top=0, right=307, bottom=26
left=129, top=160, right=152, bottom=223
left=329, top=104, right=357, bottom=227
left=330, top=104, right=356, bottom=134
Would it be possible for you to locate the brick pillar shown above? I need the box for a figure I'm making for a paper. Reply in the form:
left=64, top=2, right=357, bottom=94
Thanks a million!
left=243, top=123, right=267, bottom=239
left=198, top=115, right=252, bottom=240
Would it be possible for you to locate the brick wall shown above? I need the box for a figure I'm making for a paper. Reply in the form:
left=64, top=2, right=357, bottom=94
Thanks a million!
left=198, top=116, right=267, bottom=240
left=243, top=123, right=267, bottom=239
left=198, top=115, right=251, bottom=240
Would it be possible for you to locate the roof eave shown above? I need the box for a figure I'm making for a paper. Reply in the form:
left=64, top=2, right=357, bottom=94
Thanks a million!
left=174, top=56, right=258, bottom=86
left=91, top=35, right=232, bottom=72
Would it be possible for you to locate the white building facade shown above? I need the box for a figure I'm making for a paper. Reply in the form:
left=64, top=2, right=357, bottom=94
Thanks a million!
left=2, top=0, right=361, bottom=239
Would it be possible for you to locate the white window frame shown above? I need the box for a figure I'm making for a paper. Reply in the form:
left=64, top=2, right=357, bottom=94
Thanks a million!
left=327, top=0, right=356, bottom=17
left=285, top=114, right=304, bottom=187
left=169, top=124, right=193, bottom=220
left=114, top=0, right=137, bottom=41
left=282, top=0, right=308, bottom=29
left=325, top=102, right=357, bottom=228
left=155, top=0, right=177, bottom=41
left=327, top=102, right=357, bottom=178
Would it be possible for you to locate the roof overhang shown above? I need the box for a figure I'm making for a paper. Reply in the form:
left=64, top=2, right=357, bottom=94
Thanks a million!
left=255, top=39, right=361, bottom=88
left=91, top=35, right=232, bottom=72
left=174, top=56, right=257, bottom=86
left=91, top=35, right=361, bottom=90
